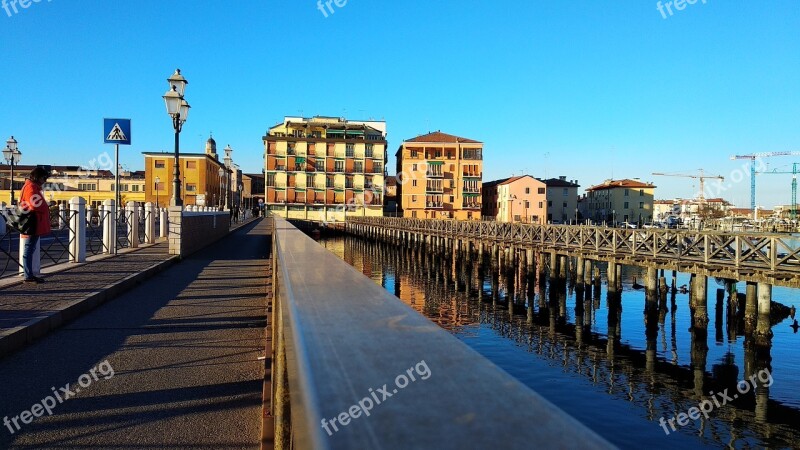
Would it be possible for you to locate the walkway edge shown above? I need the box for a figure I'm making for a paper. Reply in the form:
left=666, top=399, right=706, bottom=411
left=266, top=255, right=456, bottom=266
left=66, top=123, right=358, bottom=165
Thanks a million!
left=0, top=255, right=180, bottom=359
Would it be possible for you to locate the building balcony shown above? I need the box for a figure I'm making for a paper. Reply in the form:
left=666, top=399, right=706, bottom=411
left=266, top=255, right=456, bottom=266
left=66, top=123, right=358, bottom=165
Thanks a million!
left=426, top=171, right=444, bottom=178
left=426, top=202, right=444, bottom=209
left=426, top=187, right=444, bottom=194
left=463, top=187, right=481, bottom=194
left=462, top=203, right=481, bottom=209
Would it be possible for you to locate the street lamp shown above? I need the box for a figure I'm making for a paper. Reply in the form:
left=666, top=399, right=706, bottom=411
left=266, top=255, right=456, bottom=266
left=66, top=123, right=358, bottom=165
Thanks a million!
left=223, top=145, right=233, bottom=210
left=3, top=136, right=22, bottom=205
left=155, top=176, right=160, bottom=209
left=162, top=69, right=190, bottom=207
left=218, top=167, right=224, bottom=209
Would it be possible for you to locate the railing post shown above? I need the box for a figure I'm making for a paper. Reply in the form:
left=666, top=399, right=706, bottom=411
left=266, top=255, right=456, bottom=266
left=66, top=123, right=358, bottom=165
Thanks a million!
left=160, top=208, right=168, bottom=238
left=58, top=203, right=67, bottom=230
left=127, top=201, right=139, bottom=249
left=145, top=202, right=156, bottom=244
left=69, top=196, right=86, bottom=263
left=103, top=199, right=117, bottom=255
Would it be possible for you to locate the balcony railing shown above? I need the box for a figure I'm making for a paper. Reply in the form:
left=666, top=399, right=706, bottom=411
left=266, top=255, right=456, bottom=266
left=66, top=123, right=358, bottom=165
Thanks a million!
left=426, top=202, right=444, bottom=208
left=462, top=203, right=481, bottom=209
left=426, top=186, right=444, bottom=193
left=463, top=187, right=481, bottom=193
left=426, top=171, right=443, bottom=178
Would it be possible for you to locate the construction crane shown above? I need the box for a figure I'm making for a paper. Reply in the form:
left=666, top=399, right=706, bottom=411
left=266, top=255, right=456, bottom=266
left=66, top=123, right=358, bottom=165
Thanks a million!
left=730, top=152, right=800, bottom=215
left=756, top=163, right=799, bottom=220
left=651, top=169, right=724, bottom=200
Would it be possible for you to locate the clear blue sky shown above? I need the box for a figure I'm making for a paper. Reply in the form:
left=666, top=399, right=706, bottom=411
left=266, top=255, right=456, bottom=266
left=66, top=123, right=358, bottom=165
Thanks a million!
left=1, top=0, right=798, bottom=208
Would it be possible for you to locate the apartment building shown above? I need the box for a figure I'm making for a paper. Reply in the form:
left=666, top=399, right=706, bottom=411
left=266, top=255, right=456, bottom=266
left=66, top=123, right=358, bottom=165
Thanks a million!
left=262, top=116, right=387, bottom=222
left=541, top=177, right=580, bottom=224
left=143, top=136, right=232, bottom=208
left=585, top=178, right=657, bottom=224
left=396, top=131, right=483, bottom=220
left=482, top=175, right=547, bottom=223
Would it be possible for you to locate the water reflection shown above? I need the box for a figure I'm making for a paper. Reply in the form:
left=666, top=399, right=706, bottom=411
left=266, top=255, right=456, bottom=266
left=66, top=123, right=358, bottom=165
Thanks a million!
left=319, top=236, right=800, bottom=449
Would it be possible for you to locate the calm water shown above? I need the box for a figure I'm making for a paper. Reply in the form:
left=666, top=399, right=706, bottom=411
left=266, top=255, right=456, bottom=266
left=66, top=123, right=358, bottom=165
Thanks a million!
left=318, top=235, right=800, bottom=449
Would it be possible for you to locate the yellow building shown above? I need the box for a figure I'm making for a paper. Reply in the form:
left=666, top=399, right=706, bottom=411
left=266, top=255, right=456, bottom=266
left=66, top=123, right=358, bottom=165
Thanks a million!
left=143, top=137, right=231, bottom=208
left=262, top=116, right=387, bottom=222
left=1, top=164, right=145, bottom=208
left=396, top=131, right=483, bottom=220
left=585, top=178, right=657, bottom=225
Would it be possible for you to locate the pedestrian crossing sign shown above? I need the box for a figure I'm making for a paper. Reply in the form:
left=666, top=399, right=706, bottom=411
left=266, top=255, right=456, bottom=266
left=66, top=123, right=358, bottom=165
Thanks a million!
left=104, top=118, right=132, bottom=145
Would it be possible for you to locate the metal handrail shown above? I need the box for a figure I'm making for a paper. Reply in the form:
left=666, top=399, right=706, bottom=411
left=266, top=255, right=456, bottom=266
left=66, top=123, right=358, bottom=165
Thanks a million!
left=268, top=215, right=613, bottom=449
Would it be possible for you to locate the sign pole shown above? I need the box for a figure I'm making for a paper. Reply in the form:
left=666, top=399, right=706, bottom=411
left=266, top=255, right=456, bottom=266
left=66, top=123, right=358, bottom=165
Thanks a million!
left=115, top=143, right=120, bottom=216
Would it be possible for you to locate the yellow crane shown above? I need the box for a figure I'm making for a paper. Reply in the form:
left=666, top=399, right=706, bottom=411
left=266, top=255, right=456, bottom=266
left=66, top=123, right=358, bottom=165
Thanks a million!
left=651, top=169, right=725, bottom=201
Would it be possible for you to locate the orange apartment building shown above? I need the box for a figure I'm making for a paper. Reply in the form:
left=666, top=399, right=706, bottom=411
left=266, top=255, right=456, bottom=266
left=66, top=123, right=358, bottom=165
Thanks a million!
left=396, top=131, right=483, bottom=220
left=262, top=116, right=387, bottom=222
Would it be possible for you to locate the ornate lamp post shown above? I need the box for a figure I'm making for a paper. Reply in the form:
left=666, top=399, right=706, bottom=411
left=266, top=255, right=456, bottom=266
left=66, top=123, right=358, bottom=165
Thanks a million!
left=162, top=69, right=190, bottom=207
left=223, top=145, right=233, bottom=210
left=3, top=136, right=22, bottom=205
left=218, top=168, right=225, bottom=209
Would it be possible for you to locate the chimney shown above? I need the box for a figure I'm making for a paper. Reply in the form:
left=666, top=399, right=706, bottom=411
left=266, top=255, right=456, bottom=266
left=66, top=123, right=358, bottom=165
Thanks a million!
left=559, top=176, right=566, bottom=181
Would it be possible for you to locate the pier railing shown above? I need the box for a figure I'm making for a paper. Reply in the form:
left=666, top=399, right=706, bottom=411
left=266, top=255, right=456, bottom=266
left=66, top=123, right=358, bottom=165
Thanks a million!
left=347, top=217, right=800, bottom=287
left=267, top=215, right=612, bottom=449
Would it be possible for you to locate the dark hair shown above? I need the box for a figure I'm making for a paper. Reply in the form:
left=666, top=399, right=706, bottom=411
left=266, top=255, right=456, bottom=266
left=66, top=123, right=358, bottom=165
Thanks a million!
left=29, top=166, right=50, bottom=180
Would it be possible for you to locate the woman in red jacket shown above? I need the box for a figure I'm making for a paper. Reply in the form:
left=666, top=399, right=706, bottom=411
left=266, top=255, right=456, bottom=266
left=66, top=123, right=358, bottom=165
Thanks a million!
left=19, top=166, right=52, bottom=283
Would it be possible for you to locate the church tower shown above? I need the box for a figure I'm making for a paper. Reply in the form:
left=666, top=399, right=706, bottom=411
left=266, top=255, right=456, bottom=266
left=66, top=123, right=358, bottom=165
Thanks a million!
left=205, top=134, right=218, bottom=160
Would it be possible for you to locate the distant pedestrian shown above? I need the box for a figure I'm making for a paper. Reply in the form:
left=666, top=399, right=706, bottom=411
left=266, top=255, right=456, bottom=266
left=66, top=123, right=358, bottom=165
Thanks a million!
left=19, top=166, right=52, bottom=284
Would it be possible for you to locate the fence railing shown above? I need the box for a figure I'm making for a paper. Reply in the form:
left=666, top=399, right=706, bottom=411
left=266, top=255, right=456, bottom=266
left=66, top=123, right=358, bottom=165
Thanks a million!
left=348, top=217, right=800, bottom=281
left=0, top=199, right=169, bottom=280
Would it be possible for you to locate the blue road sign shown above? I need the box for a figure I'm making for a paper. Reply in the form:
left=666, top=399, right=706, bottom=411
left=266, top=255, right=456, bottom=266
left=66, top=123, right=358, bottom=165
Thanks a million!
left=104, top=118, right=131, bottom=145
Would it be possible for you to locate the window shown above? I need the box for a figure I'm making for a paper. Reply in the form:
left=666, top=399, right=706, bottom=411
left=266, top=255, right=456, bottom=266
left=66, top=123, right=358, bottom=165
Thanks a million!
left=563, top=202, right=567, bottom=208
left=412, top=195, right=417, bottom=202
left=539, top=202, right=543, bottom=208
left=412, top=164, right=417, bottom=171
left=315, top=160, right=325, bottom=171
left=186, top=184, right=197, bottom=192
left=412, top=180, right=417, bottom=187
left=266, top=174, right=276, bottom=187
left=334, top=160, right=344, bottom=172
left=538, top=188, right=545, bottom=194
left=132, top=185, right=140, bottom=192
left=449, top=196, right=454, bottom=202
left=155, top=160, right=165, bottom=168
left=354, top=161, right=363, bottom=172
left=624, top=202, right=629, bottom=209
left=410, top=149, right=418, bottom=158
left=563, top=188, right=568, bottom=196
left=78, top=183, right=97, bottom=191
left=365, top=144, right=374, bottom=157
left=525, top=201, right=530, bottom=208
left=525, top=187, right=530, bottom=194
left=346, top=143, right=354, bottom=157
left=639, top=202, right=644, bottom=209
left=186, top=161, right=197, bottom=169
left=624, top=189, right=630, bottom=197
left=450, top=164, right=454, bottom=171
left=639, top=189, right=644, bottom=196
left=547, top=200, right=552, bottom=207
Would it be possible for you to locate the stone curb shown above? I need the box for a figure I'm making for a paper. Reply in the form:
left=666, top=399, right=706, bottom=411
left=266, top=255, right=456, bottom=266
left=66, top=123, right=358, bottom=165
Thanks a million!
left=0, top=255, right=180, bottom=359
left=0, top=219, right=260, bottom=360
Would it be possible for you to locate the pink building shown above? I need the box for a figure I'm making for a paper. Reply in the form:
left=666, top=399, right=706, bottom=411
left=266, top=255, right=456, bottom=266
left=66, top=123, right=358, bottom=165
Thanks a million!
left=482, top=175, right=548, bottom=223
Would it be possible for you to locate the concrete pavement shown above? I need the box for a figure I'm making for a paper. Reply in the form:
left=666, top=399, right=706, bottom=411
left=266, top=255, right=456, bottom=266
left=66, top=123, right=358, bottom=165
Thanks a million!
left=0, top=218, right=271, bottom=449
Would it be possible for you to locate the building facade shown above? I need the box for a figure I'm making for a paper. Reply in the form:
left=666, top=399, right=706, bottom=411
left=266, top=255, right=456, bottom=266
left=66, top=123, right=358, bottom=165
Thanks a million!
left=262, top=116, right=387, bottom=222
left=396, top=131, right=483, bottom=220
left=482, top=175, right=547, bottom=223
left=1, top=164, right=145, bottom=208
left=585, top=179, right=657, bottom=224
left=541, top=177, right=580, bottom=224
left=143, top=136, right=231, bottom=208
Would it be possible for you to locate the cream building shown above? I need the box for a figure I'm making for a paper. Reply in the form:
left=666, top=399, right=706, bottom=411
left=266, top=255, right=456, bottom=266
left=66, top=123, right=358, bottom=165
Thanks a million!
left=585, top=179, right=657, bottom=225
